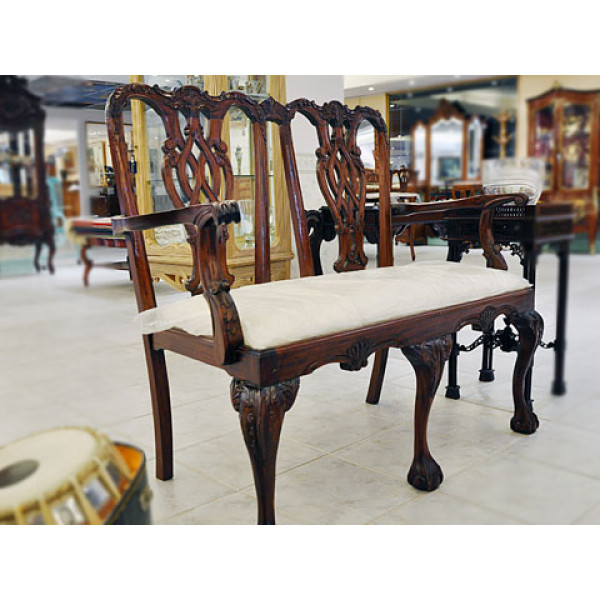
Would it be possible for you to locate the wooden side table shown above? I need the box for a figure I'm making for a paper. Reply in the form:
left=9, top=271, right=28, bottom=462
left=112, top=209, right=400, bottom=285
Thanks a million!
left=67, top=217, right=129, bottom=286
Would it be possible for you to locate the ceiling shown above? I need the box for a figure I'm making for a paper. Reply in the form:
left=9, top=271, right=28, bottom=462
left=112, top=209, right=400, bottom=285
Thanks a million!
left=27, top=75, right=129, bottom=109
left=24, top=75, right=505, bottom=108
left=343, top=75, right=497, bottom=97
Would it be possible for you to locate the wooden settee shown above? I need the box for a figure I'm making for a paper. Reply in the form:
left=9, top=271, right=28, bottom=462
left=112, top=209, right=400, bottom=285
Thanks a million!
left=106, top=84, right=543, bottom=524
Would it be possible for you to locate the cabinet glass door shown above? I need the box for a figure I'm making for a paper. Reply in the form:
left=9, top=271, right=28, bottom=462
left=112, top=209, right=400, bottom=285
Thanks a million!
left=226, top=75, right=278, bottom=250
left=413, top=123, right=426, bottom=183
left=0, top=129, right=37, bottom=199
left=559, top=102, right=592, bottom=190
left=532, top=104, right=555, bottom=191
left=138, top=75, right=204, bottom=246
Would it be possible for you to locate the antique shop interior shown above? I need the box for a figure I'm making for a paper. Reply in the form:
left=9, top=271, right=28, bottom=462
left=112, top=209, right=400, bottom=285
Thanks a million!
left=1, top=73, right=600, bottom=530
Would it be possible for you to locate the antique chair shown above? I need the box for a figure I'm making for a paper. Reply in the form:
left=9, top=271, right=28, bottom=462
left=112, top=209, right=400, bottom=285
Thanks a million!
left=106, top=84, right=542, bottom=525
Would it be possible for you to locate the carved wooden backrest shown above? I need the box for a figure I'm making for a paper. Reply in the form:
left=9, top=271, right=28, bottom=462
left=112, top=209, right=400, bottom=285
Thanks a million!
left=265, top=98, right=392, bottom=276
left=106, top=83, right=272, bottom=311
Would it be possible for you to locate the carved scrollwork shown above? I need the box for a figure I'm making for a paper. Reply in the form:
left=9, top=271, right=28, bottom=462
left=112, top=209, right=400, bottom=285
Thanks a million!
left=231, top=378, right=299, bottom=415
left=286, top=98, right=386, bottom=273
left=401, top=336, right=453, bottom=397
left=340, top=340, right=374, bottom=371
left=230, top=377, right=299, bottom=524
left=231, top=378, right=299, bottom=454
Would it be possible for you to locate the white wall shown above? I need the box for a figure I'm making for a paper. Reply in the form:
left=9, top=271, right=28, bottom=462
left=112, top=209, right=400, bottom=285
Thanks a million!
left=285, top=75, right=344, bottom=163
left=45, top=106, right=131, bottom=215
left=284, top=76, right=345, bottom=277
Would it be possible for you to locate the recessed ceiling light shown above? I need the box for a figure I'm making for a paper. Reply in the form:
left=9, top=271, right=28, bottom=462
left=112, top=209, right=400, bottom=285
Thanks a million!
left=408, top=79, right=416, bottom=86
left=368, top=86, right=375, bottom=91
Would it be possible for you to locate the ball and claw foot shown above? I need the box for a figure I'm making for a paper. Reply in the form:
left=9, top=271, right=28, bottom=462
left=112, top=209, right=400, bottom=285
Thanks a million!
left=408, top=453, right=444, bottom=492
left=510, top=405, right=539, bottom=434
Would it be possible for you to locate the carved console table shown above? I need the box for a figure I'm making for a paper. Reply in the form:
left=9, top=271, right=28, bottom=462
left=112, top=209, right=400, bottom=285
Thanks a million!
left=307, top=202, right=574, bottom=397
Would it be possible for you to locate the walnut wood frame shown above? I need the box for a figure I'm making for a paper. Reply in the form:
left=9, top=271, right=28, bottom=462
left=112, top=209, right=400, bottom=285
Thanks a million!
left=107, top=85, right=542, bottom=524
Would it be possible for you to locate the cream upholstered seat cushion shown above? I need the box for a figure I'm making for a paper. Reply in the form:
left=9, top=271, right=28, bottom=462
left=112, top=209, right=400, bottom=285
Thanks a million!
left=136, top=262, right=530, bottom=351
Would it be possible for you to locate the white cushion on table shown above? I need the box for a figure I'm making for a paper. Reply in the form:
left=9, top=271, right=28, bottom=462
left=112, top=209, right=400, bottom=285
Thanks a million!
left=136, top=262, right=530, bottom=350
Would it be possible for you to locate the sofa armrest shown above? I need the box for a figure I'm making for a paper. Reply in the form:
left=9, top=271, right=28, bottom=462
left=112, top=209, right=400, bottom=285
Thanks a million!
left=393, top=193, right=529, bottom=270
left=113, top=202, right=244, bottom=365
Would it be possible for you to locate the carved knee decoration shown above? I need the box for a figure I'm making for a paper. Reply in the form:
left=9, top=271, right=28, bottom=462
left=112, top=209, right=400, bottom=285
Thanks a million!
left=231, top=378, right=299, bottom=525
left=402, top=335, right=453, bottom=492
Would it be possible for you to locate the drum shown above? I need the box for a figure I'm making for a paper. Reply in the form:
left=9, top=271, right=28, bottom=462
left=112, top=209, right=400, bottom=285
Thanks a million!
left=0, top=426, right=152, bottom=525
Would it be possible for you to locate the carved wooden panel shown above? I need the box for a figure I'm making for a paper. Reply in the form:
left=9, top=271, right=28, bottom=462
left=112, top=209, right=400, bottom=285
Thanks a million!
left=285, top=99, right=390, bottom=273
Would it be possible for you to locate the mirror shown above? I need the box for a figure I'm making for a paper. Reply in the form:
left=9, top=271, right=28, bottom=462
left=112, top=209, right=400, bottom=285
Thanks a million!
left=356, top=120, right=376, bottom=170
left=430, top=118, right=463, bottom=185
left=467, top=117, right=483, bottom=180
left=413, top=123, right=426, bottom=184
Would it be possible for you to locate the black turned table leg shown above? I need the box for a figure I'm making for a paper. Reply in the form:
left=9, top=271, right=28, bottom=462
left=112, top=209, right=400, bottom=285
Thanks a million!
left=479, top=334, right=495, bottom=382
left=445, top=333, right=460, bottom=399
left=552, top=240, right=570, bottom=395
left=445, top=240, right=466, bottom=398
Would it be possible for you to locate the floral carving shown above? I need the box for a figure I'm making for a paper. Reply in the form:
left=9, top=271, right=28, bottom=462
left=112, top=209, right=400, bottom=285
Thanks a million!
left=340, top=340, right=374, bottom=371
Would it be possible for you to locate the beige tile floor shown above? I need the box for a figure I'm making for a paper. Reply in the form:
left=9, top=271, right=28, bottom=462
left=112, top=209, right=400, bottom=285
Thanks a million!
left=1, top=241, right=599, bottom=525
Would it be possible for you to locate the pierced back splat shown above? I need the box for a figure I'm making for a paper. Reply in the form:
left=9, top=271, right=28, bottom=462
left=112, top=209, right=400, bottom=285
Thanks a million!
left=106, top=84, right=272, bottom=307
left=285, top=99, right=391, bottom=273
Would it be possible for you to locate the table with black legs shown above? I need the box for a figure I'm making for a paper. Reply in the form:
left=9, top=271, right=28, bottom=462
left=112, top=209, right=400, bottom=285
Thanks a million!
left=441, top=202, right=574, bottom=399
left=306, top=202, right=574, bottom=398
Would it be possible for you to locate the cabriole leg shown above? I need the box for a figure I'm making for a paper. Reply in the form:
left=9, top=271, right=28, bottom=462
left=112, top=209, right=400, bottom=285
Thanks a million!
left=143, top=336, right=173, bottom=481
left=402, top=335, right=453, bottom=492
left=507, top=310, right=543, bottom=434
left=231, top=378, right=299, bottom=525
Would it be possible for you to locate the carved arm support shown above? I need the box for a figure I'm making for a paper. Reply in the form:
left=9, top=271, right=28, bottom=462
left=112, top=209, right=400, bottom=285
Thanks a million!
left=392, top=193, right=529, bottom=270
left=113, top=202, right=244, bottom=365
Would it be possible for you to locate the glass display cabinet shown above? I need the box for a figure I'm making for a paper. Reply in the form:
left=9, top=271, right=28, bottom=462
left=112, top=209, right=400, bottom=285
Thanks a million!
left=128, top=75, right=293, bottom=290
left=527, top=87, right=599, bottom=252
left=0, top=76, right=54, bottom=272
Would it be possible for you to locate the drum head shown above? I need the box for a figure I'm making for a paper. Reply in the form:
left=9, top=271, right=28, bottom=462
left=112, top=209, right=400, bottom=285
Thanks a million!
left=0, top=427, right=101, bottom=517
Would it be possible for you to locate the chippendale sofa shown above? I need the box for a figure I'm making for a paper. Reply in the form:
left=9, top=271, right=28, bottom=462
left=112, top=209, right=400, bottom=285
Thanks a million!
left=106, top=84, right=542, bottom=524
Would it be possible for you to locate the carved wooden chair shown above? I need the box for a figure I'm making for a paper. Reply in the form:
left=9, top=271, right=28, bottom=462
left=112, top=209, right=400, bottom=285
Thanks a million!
left=106, top=84, right=543, bottom=525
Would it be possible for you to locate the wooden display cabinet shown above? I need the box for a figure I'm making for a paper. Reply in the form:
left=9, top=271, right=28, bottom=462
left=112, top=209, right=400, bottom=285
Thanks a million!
left=527, top=87, right=599, bottom=253
left=128, top=75, right=293, bottom=291
left=0, top=76, right=55, bottom=272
